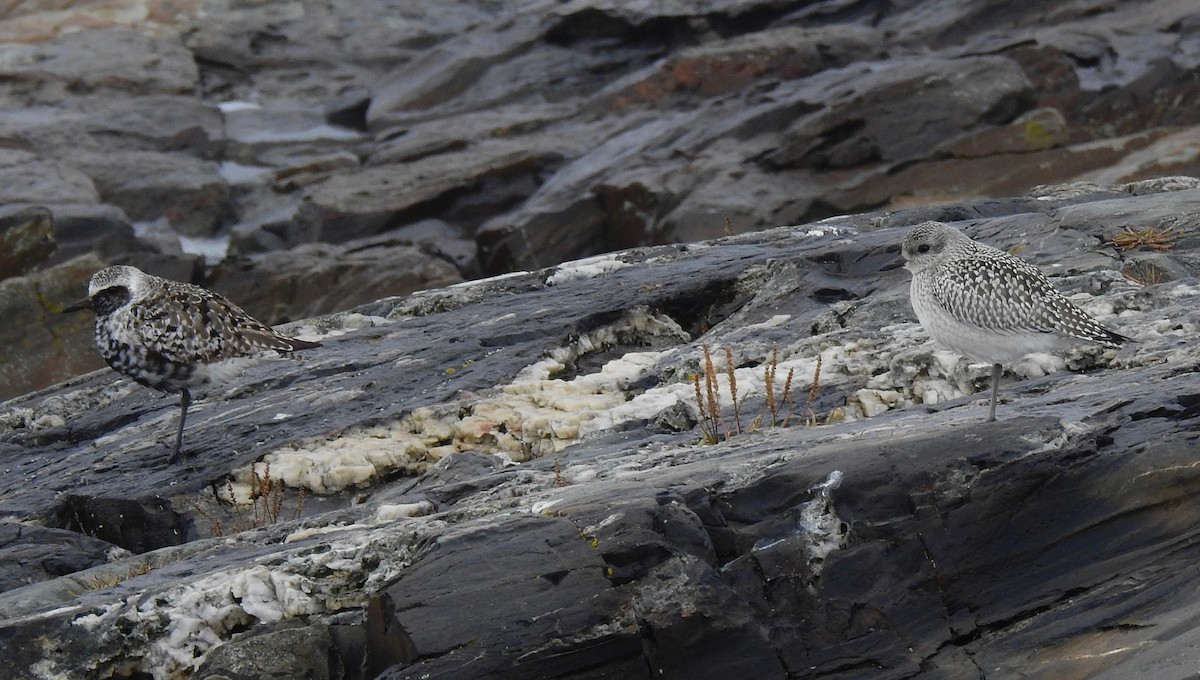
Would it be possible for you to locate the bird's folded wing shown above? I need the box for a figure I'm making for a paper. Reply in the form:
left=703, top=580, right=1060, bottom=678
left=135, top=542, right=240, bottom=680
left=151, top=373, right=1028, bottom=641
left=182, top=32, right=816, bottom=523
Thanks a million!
left=931, top=258, right=1089, bottom=335
left=132, top=289, right=303, bottom=363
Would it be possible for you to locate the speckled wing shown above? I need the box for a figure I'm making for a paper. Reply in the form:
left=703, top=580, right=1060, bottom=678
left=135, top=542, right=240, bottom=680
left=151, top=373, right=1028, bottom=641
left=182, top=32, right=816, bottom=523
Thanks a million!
left=130, top=285, right=317, bottom=364
left=929, top=256, right=1123, bottom=344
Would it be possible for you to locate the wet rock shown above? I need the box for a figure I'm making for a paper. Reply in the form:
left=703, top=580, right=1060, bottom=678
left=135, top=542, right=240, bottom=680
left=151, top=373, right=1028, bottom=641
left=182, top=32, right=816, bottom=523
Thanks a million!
left=3, top=181, right=1200, bottom=679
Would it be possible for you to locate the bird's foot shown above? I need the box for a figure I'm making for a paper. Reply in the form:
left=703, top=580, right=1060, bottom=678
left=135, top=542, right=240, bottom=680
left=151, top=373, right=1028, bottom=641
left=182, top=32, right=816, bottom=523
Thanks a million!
left=165, top=444, right=189, bottom=465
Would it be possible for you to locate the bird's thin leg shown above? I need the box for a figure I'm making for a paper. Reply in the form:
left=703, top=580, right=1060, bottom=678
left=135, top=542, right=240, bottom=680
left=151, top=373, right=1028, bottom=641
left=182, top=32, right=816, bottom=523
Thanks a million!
left=167, top=388, right=190, bottom=463
left=986, top=363, right=1002, bottom=422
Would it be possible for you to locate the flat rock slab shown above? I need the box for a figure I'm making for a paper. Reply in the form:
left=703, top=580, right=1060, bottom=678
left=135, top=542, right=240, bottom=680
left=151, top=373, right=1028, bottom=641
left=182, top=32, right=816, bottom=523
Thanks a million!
left=3, top=180, right=1200, bottom=678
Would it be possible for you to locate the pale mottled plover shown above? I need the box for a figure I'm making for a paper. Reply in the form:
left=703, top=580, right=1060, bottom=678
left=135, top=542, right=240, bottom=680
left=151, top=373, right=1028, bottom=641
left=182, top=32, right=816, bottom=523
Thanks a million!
left=64, top=265, right=320, bottom=462
left=901, top=221, right=1127, bottom=421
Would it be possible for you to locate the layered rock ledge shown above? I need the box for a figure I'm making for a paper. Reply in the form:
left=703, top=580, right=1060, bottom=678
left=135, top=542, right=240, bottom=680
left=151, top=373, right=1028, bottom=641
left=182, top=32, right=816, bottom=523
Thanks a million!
left=4, top=0, right=1200, bottom=400
left=3, top=179, right=1200, bottom=678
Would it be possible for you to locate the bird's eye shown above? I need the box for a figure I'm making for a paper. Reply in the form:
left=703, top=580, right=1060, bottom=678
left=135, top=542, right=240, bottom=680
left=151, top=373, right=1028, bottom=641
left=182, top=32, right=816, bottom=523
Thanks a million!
left=917, top=244, right=931, bottom=254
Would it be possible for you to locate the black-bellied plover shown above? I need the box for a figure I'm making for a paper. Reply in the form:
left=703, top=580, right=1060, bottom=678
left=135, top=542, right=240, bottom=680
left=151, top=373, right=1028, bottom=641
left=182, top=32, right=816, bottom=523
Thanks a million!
left=64, top=265, right=320, bottom=462
left=901, top=221, right=1127, bottom=421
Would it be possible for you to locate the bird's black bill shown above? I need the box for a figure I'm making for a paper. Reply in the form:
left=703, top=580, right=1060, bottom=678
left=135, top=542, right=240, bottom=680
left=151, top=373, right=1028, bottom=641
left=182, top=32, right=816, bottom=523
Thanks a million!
left=62, top=297, right=92, bottom=313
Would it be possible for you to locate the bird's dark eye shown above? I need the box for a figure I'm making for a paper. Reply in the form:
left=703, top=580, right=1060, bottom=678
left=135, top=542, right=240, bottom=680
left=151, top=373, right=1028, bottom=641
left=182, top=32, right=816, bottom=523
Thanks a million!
left=917, top=244, right=931, bottom=254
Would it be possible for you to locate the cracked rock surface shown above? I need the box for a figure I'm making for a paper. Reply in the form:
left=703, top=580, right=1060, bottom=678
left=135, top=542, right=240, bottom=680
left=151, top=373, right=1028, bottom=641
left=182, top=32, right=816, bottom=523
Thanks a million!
left=4, top=178, right=1200, bottom=678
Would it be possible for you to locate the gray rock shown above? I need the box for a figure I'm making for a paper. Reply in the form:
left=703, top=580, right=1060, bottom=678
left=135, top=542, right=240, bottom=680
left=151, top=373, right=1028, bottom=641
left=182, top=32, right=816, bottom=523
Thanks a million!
left=1, top=0, right=1200, bottom=407
left=474, top=112, right=692, bottom=274
left=0, top=27, right=198, bottom=103
left=73, top=152, right=230, bottom=236
left=0, top=95, right=223, bottom=160
left=0, top=523, right=116, bottom=594
left=208, top=236, right=464, bottom=324
left=5, top=0, right=1200, bottom=671
left=761, top=56, right=1033, bottom=169
left=364, top=8, right=549, bottom=125
left=294, top=143, right=562, bottom=246
left=0, top=150, right=99, bottom=205
left=2, top=181, right=1200, bottom=679
left=595, top=24, right=882, bottom=108
left=45, top=204, right=141, bottom=265
left=195, top=620, right=358, bottom=680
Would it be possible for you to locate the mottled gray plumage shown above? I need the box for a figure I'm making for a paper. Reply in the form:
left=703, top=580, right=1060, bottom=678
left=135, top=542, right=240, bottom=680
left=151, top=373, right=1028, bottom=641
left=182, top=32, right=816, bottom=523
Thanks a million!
left=901, top=221, right=1127, bottom=421
left=64, top=265, right=320, bottom=462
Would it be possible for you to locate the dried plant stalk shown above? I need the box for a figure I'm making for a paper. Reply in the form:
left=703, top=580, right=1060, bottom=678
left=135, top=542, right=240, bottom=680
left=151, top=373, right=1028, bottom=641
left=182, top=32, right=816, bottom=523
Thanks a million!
left=725, top=347, right=742, bottom=436
left=803, top=354, right=822, bottom=426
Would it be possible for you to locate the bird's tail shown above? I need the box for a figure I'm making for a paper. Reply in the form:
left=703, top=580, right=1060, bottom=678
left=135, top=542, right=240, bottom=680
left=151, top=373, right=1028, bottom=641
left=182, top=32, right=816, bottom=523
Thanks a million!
left=285, top=337, right=322, bottom=351
left=1100, top=326, right=1132, bottom=347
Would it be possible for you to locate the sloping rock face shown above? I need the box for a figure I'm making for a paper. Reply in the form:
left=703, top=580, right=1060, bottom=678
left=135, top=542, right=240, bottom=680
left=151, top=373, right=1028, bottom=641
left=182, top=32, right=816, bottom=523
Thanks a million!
left=2, top=179, right=1200, bottom=679
left=4, top=0, right=1200, bottom=397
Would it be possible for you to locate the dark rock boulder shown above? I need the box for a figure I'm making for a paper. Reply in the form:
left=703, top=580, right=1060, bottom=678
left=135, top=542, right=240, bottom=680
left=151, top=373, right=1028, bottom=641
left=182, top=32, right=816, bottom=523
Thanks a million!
left=294, top=144, right=562, bottom=246
left=44, top=204, right=142, bottom=265
left=0, top=524, right=116, bottom=594
left=208, top=236, right=464, bottom=324
left=0, top=254, right=106, bottom=401
left=0, top=207, right=54, bottom=281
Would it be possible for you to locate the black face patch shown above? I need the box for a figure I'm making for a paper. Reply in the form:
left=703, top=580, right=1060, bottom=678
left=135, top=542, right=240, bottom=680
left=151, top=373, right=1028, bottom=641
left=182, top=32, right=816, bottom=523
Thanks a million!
left=91, top=286, right=131, bottom=316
